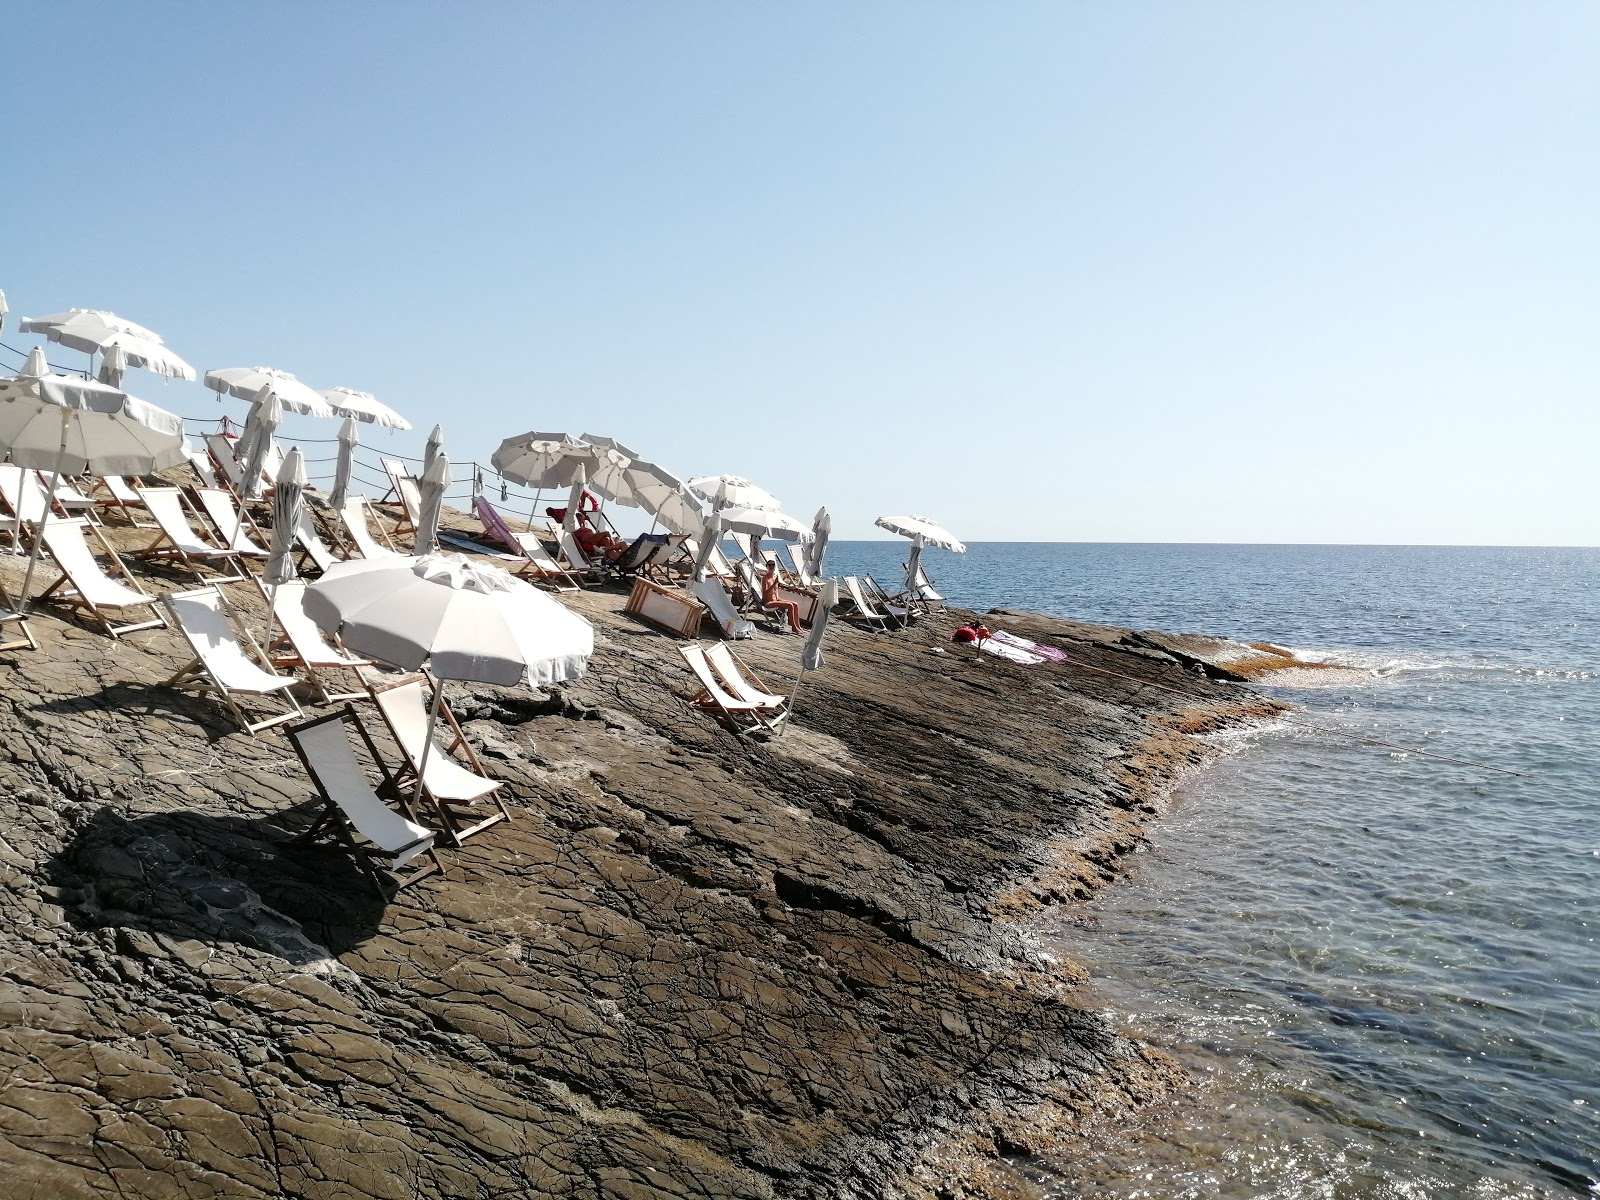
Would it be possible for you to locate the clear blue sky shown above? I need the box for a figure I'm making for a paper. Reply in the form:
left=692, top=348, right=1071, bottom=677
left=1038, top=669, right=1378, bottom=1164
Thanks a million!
left=6, top=3, right=1597, bottom=543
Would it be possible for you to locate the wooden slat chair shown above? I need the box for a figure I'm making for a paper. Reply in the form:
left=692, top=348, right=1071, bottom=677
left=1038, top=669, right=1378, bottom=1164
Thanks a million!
left=194, top=488, right=271, bottom=559
left=333, top=495, right=399, bottom=560
left=261, top=580, right=372, bottom=704
left=134, top=487, right=250, bottom=582
left=29, top=518, right=167, bottom=639
left=161, top=585, right=304, bottom=734
left=679, top=643, right=786, bottom=738
left=94, top=476, right=152, bottom=527
left=286, top=707, right=443, bottom=899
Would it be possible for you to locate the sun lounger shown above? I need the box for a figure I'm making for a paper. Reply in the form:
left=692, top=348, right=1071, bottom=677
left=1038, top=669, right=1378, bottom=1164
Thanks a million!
left=733, top=557, right=814, bottom=629
left=161, top=585, right=305, bottom=734
left=472, top=497, right=581, bottom=589
left=840, top=575, right=896, bottom=633
left=367, top=675, right=510, bottom=844
left=863, top=575, right=912, bottom=625
left=559, top=531, right=607, bottom=581
left=377, top=458, right=422, bottom=537
left=95, top=476, right=152, bottom=527
left=689, top=578, right=756, bottom=639
left=262, top=579, right=371, bottom=703
left=0, top=579, right=38, bottom=651
left=679, top=643, right=786, bottom=737
left=333, top=495, right=399, bottom=560
left=48, top=477, right=99, bottom=521
left=785, top=544, right=820, bottom=588
left=187, top=449, right=223, bottom=490
left=135, top=487, right=249, bottom=581
left=610, top=532, right=670, bottom=577
left=0, top=463, right=52, bottom=545
left=294, top=511, right=341, bottom=575
left=30, top=518, right=166, bottom=638
left=704, top=643, right=788, bottom=712
left=195, top=488, right=270, bottom=557
left=906, top=563, right=946, bottom=607
left=286, top=707, right=442, bottom=898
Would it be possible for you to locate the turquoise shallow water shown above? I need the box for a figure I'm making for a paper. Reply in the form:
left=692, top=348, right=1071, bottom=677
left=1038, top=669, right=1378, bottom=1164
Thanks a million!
left=823, top=542, right=1599, bottom=1198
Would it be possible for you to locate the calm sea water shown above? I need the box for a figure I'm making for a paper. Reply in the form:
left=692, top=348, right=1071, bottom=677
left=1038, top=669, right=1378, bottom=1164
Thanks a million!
left=825, top=542, right=1599, bottom=1198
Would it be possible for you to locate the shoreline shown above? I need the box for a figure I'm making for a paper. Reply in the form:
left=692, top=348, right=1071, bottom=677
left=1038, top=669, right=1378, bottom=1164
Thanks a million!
left=0, top=498, right=1294, bottom=1198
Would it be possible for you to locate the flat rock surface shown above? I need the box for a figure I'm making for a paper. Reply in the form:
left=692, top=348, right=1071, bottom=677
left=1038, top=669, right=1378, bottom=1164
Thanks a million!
left=0, top=502, right=1281, bottom=1199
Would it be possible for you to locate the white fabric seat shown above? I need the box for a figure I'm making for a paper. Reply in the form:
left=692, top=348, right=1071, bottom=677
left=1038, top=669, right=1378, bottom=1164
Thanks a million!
left=265, top=580, right=370, bottom=703
left=195, top=487, right=269, bottom=556
left=704, top=643, right=787, bottom=709
left=162, top=586, right=303, bottom=734
left=690, top=578, right=756, bottom=639
left=136, top=487, right=248, bottom=580
left=295, top=511, right=340, bottom=574
left=679, top=643, right=786, bottom=737
left=0, top=463, right=51, bottom=541
left=379, top=458, right=422, bottom=533
left=335, top=495, right=398, bottom=560
left=34, top=518, right=165, bottom=638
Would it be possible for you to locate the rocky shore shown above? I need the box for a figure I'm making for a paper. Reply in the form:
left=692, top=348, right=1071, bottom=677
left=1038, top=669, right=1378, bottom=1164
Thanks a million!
left=0, top=505, right=1284, bottom=1199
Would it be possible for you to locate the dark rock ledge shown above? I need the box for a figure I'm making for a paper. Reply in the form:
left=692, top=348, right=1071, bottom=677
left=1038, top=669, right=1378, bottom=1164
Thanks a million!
left=0, top=510, right=1283, bottom=1199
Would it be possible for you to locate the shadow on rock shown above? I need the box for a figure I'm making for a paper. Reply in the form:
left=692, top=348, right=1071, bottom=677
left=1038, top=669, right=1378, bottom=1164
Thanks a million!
left=48, top=803, right=389, bottom=964
left=32, top=682, right=265, bottom=743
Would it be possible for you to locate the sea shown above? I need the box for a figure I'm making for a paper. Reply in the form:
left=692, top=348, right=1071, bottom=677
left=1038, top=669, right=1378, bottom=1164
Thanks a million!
left=822, top=542, right=1599, bottom=1199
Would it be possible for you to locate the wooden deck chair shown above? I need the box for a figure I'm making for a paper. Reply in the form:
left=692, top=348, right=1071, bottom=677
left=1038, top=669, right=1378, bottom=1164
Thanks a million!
left=195, top=488, right=271, bottom=558
left=94, top=476, right=152, bottom=527
left=471, top=497, right=580, bottom=590
left=203, top=433, right=249, bottom=493
left=377, top=458, right=422, bottom=537
left=333, top=495, right=399, bottom=560
left=840, top=576, right=892, bottom=633
left=906, top=563, right=946, bottom=608
left=30, top=518, right=167, bottom=639
left=733, top=556, right=798, bottom=630
left=0, top=463, right=51, bottom=547
left=134, top=487, right=249, bottom=581
left=559, top=531, right=606, bottom=581
left=294, top=511, right=341, bottom=575
left=785, top=544, right=819, bottom=588
left=261, top=579, right=371, bottom=703
left=161, top=585, right=305, bottom=734
left=286, top=707, right=443, bottom=899
left=187, top=449, right=223, bottom=490
left=0, top=578, right=38, bottom=651
left=610, top=532, right=670, bottom=577
left=689, top=578, right=757, bottom=639
left=367, top=674, right=510, bottom=845
left=704, top=643, right=789, bottom=720
left=678, top=643, right=786, bottom=737
left=46, top=475, right=99, bottom=521
left=639, top=536, right=684, bottom=585
left=863, top=575, right=912, bottom=625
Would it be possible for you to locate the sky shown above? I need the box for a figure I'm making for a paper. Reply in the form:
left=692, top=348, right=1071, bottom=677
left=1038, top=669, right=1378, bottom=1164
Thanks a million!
left=5, top=3, right=1598, bottom=543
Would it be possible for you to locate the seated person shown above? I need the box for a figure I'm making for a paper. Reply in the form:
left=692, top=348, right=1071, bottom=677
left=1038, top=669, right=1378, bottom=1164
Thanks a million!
left=761, top=561, right=804, bottom=635
left=951, top=621, right=991, bottom=645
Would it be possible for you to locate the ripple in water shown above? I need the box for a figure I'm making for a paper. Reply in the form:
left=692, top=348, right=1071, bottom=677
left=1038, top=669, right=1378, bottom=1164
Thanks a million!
left=822, top=543, right=1600, bottom=1198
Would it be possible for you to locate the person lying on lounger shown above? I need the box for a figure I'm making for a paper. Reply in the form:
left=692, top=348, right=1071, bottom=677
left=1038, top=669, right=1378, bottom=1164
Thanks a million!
left=762, top=561, right=804, bottom=635
left=573, top=522, right=627, bottom=564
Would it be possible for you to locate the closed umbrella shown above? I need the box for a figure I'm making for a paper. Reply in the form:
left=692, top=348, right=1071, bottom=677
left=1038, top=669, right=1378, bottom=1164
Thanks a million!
left=205, top=366, right=336, bottom=418
left=262, top=448, right=308, bottom=644
left=321, top=386, right=411, bottom=431
left=690, top=511, right=724, bottom=582
left=784, top=578, right=839, bottom=739
left=805, top=507, right=831, bottom=578
left=303, top=553, right=594, bottom=815
left=21, top=309, right=195, bottom=381
left=422, top=424, right=444, bottom=480
left=0, top=347, right=186, bottom=612
left=414, top=452, right=450, bottom=556
left=237, top=388, right=283, bottom=500
left=327, top=417, right=358, bottom=509
left=0, top=291, right=7, bottom=332
left=687, top=474, right=782, bottom=513
left=562, top=465, right=586, bottom=534
left=97, top=344, right=130, bottom=388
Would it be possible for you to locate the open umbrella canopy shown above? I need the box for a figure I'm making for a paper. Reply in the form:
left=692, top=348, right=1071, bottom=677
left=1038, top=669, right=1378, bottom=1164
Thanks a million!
left=0, top=348, right=186, bottom=475
left=874, top=514, right=966, bottom=553
left=491, top=431, right=597, bottom=490
left=205, top=366, right=336, bottom=417
left=717, top=504, right=813, bottom=543
left=687, top=474, right=782, bottom=513
left=321, top=386, right=411, bottom=430
left=20, top=309, right=195, bottom=381
left=303, top=554, right=594, bottom=686
left=620, top=459, right=705, bottom=534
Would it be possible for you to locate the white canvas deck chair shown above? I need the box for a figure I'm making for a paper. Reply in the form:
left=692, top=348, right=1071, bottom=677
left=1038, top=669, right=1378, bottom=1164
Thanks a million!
left=161, top=585, right=305, bottom=734
left=262, top=580, right=371, bottom=704
left=287, top=707, right=443, bottom=898
left=840, top=575, right=894, bottom=633
left=679, top=643, right=786, bottom=738
left=0, top=463, right=51, bottom=547
left=367, top=674, right=510, bottom=845
left=559, top=531, right=607, bottom=581
left=48, top=477, right=99, bottom=521
left=333, top=495, right=399, bottom=560
left=905, top=563, right=946, bottom=608
left=704, top=643, right=788, bottom=721
left=294, top=511, right=341, bottom=575
left=135, top=487, right=249, bottom=581
left=0, top=579, right=38, bottom=651
left=689, top=578, right=756, bottom=639
left=95, top=476, right=152, bottom=527
left=377, top=458, right=422, bottom=538
left=31, top=518, right=166, bottom=639
left=472, top=497, right=580, bottom=590
left=785, top=544, right=820, bottom=588
left=863, top=574, right=912, bottom=625
left=195, top=488, right=270, bottom=558
left=187, top=449, right=223, bottom=490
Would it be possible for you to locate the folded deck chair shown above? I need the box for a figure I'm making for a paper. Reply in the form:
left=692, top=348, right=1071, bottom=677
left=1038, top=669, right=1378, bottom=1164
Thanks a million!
left=689, top=578, right=756, bottom=639
left=287, top=707, right=442, bottom=898
left=368, top=675, right=510, bottom=844
left=0, top=579, right=38, bottom=651
left=377, top=458, right=422, bottom=537
left=95, top=476, right=152, bottom=527
left=135, top=487, right=248, bottom=582
left=785, top=544, right=819, bottom=588
left=471, top=497, right=580, bottom=590
left=31, top=518, right=166, bottom=639
left=263, top=580, right=371, bottom=703
left=333, top=495, right=399, bottom=560
left=294, top=511, right=341, bottom=575
left=0, top=463, right=51, bottom=546
left=195, top=488, right=271, bottom=557
left=161, top=585, right=305, bottom=734
left=679, top=643, right=786, bottom=737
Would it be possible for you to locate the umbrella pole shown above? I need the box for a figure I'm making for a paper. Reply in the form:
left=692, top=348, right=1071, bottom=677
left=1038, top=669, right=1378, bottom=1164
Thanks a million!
left=779, top=668, right=807, bottom=738
left=18, top=411, right=71, bottom=614
left=408, top=678, right=446, bottom=820
left=261, top=583, right=281, bottom=657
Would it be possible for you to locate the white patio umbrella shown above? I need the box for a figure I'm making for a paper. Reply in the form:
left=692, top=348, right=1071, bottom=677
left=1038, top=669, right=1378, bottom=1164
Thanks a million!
left=303, top=553, right=594, bottom=813
left=321, top=386, right=411, bottom=431
left=690, top=511, right=724, bottom=581
left=876, top=514, right=966, bottom=598
left=490, top=431, right=596, bottom=490
left=717, top=505, right=813, bottom=543
left=805, top=507, right=831, bottom=578
left=0, top=347, right=186, bottom=610
left=687, top=474, right=782, bottom=513
left=327, top=417, right=358, bottom=509
left=262, top=447, right=308, bottom=644
left=237, top=387, right=283, bottom=499
left=414, top=452, right=450, bottom=556
left=422, top=424, right=445, bottom=480
left=621, top=459, right=706, bottom=535
left=20, top=309, right=195, bottom=382
left=205, top=366, right=336, bottom=418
